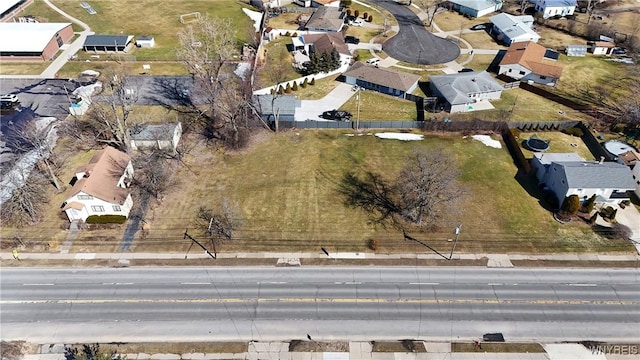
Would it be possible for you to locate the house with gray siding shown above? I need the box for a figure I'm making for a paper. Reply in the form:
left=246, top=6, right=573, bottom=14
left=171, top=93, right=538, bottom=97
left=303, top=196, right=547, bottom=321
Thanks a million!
left=254, top=94, right=301, bottom=122
left=532, top=152, right=635, bottom=206
left=130, top=122, right=182, bottom=152
left=447, top=0, right=503, bottom=18
left=489, top=13, right=539, bottom=45
left=343, top=61, right=421, bottom=99
left=429, top=71, right=503, bottom=113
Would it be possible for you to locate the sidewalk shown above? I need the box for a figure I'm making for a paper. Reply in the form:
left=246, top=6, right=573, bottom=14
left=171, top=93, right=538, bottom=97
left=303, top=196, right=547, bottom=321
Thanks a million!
left=22, top=342, right=640, bottom=360
left=2, top=250, right=638, bottom=264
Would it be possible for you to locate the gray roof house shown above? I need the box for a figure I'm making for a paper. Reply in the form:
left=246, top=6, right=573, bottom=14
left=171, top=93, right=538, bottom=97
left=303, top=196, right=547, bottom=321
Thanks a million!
left=489, top=13, right=539, bottom=45
left=532, top=0, right=577, bottom=19
left=254, top=94, right=301, bottom=122
left=428, top=71, right=503, bottom=113
left=532, top=153, right=636, bottom=205
left=304, top=6, right=344, bottom=32
left=447, top=0, right=503, bottom=18
left=83, top=34, right=134, bottom=52
left=343, top=61, right=421, bottom=99
left=130, top=122, right=182, bottom=152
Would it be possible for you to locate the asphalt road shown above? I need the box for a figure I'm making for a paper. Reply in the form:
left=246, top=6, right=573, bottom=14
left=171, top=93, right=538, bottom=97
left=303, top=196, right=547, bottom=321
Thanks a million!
left=1, top=267, right=639, bottom=342
left=369, top=0, right=460, bottom=64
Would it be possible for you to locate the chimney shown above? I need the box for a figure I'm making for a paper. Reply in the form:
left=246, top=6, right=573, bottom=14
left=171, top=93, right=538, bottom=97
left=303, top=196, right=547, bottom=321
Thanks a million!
left=599, top=156, right=604, bottom=164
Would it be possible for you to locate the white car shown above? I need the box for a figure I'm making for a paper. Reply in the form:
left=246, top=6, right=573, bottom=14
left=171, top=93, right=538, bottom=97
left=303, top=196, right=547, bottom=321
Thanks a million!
left=366, top=58, right=380, bottom=65
left=0, top=94, right=19, bottom=103
left=349, top=19, right=363, bottom=26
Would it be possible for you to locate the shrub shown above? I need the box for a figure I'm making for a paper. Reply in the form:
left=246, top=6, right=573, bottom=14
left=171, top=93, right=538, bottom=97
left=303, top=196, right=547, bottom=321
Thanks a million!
left=277, top=85, right=285, bottom=94
left=285, top=82, right=292, bottom=93
left=363, top=11, right=368, bottom=19
left=301, top=78, right=308, bottom=88
left=292, top=32, right=298, bottom=37
left=561, top=195, right=581, bottom=215
left=346, top=9, right=352, bottom=16
left=581, top=194, right=596, bottom=213
left=309, top=77, right=315, bottom=85
left=85, top=215, right=127, bottom=224
left=292, top=81, right=298, bottom=91
left=563, top=127, right=584, bottom=137
left=270, top=88, right=275, bottom=95
left=611, top=123, right=625, bottom=133
left=599, top=206, right=617, bottom=221
left=354, top=10, right=360, bottom=18
left=285, top=31, right=291, bottom=36
left=368, top=15, right=373, bottom=22
left=367, top=238, right=379, bottom=251
left=510, top=128, right=521, bottom=138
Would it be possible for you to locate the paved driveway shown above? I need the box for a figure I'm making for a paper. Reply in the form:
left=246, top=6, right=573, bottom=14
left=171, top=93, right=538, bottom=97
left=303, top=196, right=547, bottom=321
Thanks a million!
left=368, top=0, right=460, bottom=64
left=295, top=82, right=355, bottom=121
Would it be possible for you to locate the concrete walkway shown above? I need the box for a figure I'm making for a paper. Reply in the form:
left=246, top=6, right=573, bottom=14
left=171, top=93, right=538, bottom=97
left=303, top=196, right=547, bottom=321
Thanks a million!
left=23, top=342, right=640, bottom=360
left=2, top=250, right=638, bottom=264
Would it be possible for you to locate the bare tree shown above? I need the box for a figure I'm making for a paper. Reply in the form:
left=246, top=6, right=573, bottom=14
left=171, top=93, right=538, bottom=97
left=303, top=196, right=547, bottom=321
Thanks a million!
left=338, top=148, right=464, bottom=229
left=0, top=168, right=49, bottom=227
left=9, top=118, right=64, bottom=191
left=131, top=150, right=179, bottom=200
left=196, top=199, right=242, bottom=241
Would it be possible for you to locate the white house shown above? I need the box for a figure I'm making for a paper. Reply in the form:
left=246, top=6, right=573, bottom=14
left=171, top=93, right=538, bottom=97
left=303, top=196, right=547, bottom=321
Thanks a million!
left=489, top=13, right=539, bottom=45
left=498, top=41, right=563, bottom=86
left=531, top=153, right=636, bottom=206
left=532, top=0, right=576, bottom=19
left=429, top=71, right=504, bottom=113
left=448, top=0, right=503, bottom=18
left=62, top=146, right=134, bottom=222
left=130, top=122, right=182, bottom=152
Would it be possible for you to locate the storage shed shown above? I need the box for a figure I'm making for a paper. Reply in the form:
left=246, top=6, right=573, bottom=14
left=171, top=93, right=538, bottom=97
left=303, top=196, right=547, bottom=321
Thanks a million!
left=565, top=45, right=587, bottom=56
left=136, top=36, right=155, bottom=48
left=83, top=34, right=134, bottom=52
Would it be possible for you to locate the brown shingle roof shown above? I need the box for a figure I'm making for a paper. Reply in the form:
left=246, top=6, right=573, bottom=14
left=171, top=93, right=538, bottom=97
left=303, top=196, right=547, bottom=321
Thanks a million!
left=343, top=61, right=421, bottom=92
left=302, top=32, right=350, bottom=56
left=67, top=146, right=131, bottom=205
left=499, top=41, right=563, bottom=78
left=305, top=6, right=343, bottom=31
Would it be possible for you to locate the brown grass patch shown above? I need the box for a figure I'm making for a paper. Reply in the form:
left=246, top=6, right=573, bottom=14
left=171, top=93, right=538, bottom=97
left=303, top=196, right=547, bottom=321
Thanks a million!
left=70, top=342, right=247, bottom=355
left=452, top=342, right=546, bottom=353
left=371, top=340, right=426, bottom=352
left=289, top=340, right=348, bottom=352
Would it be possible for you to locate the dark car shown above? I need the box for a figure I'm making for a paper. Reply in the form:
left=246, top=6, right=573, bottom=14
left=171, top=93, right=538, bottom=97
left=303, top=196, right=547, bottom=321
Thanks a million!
left=470, top=24, right=487, bottom=31
left=322, top=109, right=352, bottom=121
left=482, top=333, right=505, bottom=342
left=458, top=68, right=474, bottom=73
left=345, top=35, right=360, bottom=44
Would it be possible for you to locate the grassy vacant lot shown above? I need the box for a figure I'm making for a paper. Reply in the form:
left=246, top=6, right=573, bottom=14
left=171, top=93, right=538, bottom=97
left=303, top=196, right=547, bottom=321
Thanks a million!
left=452, top=342, right=546, bottom=353
left=22, top=0, right=83, bottom=32
left=46, top=0, right=255, bottom=61
left=132, top=130, right=632, bottom=254
left=0, top=62, right=50, bottom=75
left=339, top=90, right=418, bottom=121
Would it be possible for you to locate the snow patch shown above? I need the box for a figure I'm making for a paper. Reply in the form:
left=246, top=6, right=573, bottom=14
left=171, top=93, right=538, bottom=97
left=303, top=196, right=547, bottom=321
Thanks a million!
left=242, top=8, right=263, bottom=33
left=375, top=133, right=424, bottom=141
left=471, top=134, right=501, bottom=149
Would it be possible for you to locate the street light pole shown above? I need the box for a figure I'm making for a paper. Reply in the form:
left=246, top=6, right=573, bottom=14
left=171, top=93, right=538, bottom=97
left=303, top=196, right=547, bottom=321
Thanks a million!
left=449, top=223, right=462, bottom=260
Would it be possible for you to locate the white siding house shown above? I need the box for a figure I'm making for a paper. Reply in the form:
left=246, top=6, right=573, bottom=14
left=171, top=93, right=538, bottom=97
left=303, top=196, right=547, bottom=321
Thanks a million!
left=448, top=0, right=503, bottom=18
left=532, top=0, right=576, bottom=18
left=130, top=122, right=182, bottom=152
left=533, top=154, right=636, bottom=206
left=633, top=163, right=640, bottom=198
left=489, top=13, right=539, bottom=45
left=62, top=146, right=134, bottom=222
left=429, top=71, right=503, bottom=113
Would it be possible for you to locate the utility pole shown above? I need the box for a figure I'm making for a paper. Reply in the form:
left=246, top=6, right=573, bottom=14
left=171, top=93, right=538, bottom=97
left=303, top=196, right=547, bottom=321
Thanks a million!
left=355, top=86, right=361, bottom=132
left=184, top=229, right=216, bottom=259
left=449, top=223, right=462, bottom=260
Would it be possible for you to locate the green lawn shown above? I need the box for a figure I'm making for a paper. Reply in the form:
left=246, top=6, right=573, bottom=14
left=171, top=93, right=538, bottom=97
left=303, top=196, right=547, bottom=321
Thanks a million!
left=339, top=91, right=418, bottom=121
left=23, top=0, right=83, bottom=32
left=46, top=0, right=255, bottom=61
left=133, top=130, right=633, bottom=254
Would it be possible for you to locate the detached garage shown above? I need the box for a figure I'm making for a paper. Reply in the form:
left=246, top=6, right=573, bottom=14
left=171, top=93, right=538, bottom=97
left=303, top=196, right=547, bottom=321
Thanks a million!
left=83, top=34, right=133, bottom=52
left=0, top=22, right=73, bottom=61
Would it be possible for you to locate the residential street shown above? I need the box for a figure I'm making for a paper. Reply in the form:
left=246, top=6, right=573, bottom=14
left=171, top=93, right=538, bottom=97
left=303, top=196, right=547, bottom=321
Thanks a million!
left=2, top=267, right=639, bottom=343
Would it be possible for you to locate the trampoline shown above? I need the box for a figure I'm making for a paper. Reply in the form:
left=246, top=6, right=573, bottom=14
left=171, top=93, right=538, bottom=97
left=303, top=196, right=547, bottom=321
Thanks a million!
left=603, top=140, right=636, bottom=156
left=525, top=135, right=550, bottom=152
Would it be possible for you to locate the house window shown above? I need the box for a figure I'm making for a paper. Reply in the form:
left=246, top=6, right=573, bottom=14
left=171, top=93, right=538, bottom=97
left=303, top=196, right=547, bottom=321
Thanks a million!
left=508, top=69, right=513, bottom=73
left=519, top=71, right=526, bottom=75
left=112, top=205, right=121, bottom=212
left=78, top=194, right=93, bottom=200
left=91, top=205, right=105, bottom=212
left=540, top=76, right=547, bottom=79
left=56, top=34, right=63, bottom=47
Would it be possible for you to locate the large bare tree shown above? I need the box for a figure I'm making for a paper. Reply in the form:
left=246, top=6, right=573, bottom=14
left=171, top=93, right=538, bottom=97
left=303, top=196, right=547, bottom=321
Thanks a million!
left=177, top=15, right=266, bottom=148
left=0, top=168, right=49, bottom=227
left=338, top=148, right=464, bottom=230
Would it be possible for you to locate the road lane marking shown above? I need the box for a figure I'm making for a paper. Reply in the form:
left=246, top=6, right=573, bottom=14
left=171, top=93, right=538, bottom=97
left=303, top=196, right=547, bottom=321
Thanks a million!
left=1, top=298, right=637, bottom=306
left=22, top=283, right=54, bottom=286
left=568, top=283, right=597, bottom=287
left=409, top=282, right=440, bottom=285
left=180, top=282, right=212, bottom=285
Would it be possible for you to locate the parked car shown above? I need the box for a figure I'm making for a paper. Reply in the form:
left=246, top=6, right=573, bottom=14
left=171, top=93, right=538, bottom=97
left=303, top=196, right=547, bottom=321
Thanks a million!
left=349, top=19, right=363, bottom=26
left=458, top=68, right=474, bottom=73
left=0, top=94, right=19, bottom=103
left=366, top=58, right=380, bottom=65
left=482, top=333, right=505, bottom=342
left=322, top=109, right=352, bottom=121
left=470, top=24, right=487, bottom=31
left=345, top=35, right=360, bottom=44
